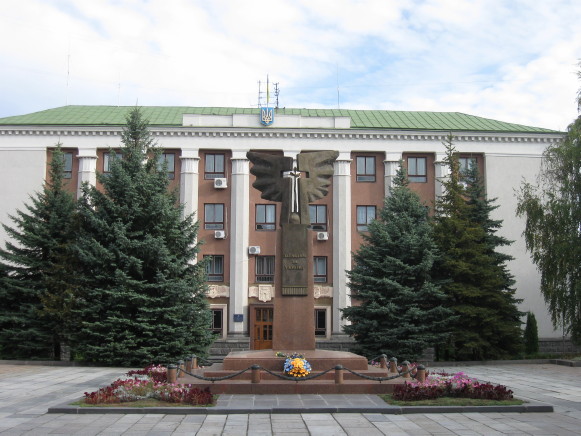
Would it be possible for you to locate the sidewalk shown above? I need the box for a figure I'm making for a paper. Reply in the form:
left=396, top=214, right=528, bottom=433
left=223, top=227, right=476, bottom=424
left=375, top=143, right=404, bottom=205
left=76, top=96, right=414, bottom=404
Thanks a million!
left=1, top=363, right=580, bottom=435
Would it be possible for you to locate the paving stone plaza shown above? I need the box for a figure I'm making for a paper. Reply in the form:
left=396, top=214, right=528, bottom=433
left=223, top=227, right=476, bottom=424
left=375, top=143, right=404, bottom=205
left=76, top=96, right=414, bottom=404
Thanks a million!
left=0, top=363, right=580, bottom=435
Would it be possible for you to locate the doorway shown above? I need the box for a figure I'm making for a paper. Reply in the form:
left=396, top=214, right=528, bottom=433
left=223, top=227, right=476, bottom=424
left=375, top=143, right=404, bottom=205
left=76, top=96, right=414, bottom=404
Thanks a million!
left=252, top=306, right=273, bottom=350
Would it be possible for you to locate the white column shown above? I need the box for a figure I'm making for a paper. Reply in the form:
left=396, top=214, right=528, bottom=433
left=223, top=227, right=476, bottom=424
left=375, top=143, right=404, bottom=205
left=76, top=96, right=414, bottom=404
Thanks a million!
left=229, top=151, right=250, bottom=336
left=434, top=153, right=449, bottom=198
left=332, top=152, right=352, bottom=335
left=76, top=149, right=97, bottom=198
left=384, top=152, right=402, bottom=196
left=179, top=150, right=200, bottom=219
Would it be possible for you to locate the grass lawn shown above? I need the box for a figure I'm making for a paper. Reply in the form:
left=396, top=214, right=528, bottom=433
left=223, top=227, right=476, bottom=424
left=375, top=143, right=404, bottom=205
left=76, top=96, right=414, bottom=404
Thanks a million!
left=379, top=395, right=524, bottom=407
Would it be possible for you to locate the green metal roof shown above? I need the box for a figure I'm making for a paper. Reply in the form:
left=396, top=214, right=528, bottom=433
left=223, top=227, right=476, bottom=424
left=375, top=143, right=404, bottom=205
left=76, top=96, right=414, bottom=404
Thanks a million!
left=0, top=105, right=559, bottom=133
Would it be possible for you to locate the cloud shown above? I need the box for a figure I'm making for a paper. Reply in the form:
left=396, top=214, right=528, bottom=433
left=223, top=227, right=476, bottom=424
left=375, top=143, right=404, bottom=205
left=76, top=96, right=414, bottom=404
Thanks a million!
left=0, top=0, right=579, bottom=130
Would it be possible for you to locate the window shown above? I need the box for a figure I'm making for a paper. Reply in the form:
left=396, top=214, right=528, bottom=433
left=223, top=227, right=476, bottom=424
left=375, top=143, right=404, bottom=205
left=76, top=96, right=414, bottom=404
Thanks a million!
left=356, top=156, right=376, bottom=182
left=309, top=204, right=327, bottom=231
left=204, top=204, right=224, bottom=230
left=459, top=157, right=477, bottom=176
left=256, top=256, right=275, bottom=283
left=62, top=152, right=73, bottom=179
left=256, top=204, right=276, bottom=230
left=205, top=255, right=224, bottom=282
left=157, top=153, right=175, bottom=180
left=315, top=308, right=327, bottom=337
left=211, top=308, right=223, bottom=335
left=356, top=206, right=376, bottom=231
left=205, top=153, right=225, bottom=179
left=104, top=152, right=123, bottom=173
left=407, top=157, right=427, bottom=183
left=314, top=257, right=327, bottom=283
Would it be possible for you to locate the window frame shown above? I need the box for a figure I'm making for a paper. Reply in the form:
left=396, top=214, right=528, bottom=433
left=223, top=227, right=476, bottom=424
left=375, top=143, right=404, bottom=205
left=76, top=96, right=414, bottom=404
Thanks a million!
left=103, top=151, right=123, bottom=173
left=210, top=304, right=228, bottom=339
left=255, top=204, right=276, bottom=231
left=314, top=307, right=329, bottom=338
left=314, top=256, right=327, bottom=283
left=407, top=156, right=427, bottom=183
left=157, top=153, right=175, bottom=180
left=309, top=204, right=327, bottom=231
left=204, top=254, right=224, bottom=282
left=204, top=153, right=226, bottom=180
left=62, top=152, right=73, bottom=179
left=356, top=205, right=376, bottom=232
left=204, top=203, right=225, bottom=230
left=356, top=156, right=376, bottom=182
left=256, top=256, right=275, bottom=283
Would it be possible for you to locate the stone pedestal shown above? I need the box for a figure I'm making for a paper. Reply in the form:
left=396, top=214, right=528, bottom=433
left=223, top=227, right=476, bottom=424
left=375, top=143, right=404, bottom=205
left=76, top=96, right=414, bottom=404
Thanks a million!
left=272, top=223, right=315, bottom=351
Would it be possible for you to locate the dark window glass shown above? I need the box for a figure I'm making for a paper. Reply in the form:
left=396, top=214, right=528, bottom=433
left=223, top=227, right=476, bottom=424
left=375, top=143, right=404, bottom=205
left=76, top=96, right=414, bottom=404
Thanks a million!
left=211, top=308, right=223, bottom=335
left=315, top=309, right=327, bottom=336
left=309, top=204, right=327, bottom=231
left=356, top=206, right=376, bottom=231
left=205, top=153, right=225, bottom=179
left=256, top=204, right=276, bottom=230
left=356, top=156, right=376, bottom=182
left=407, top=157, right=427, bottom=183
left=256, top=256, right=275, bottom=283
left=204, top=204, right=224, bottom=230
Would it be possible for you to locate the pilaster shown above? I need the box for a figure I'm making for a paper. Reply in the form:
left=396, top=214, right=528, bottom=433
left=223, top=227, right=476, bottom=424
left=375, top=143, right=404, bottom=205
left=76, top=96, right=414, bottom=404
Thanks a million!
left=332, top=153, right=352, bottom=334
left=383, top=152, right=402, bottom=196
left=179, top=149, right=200, bottom=219
left=76, top=149, right=97, bottom=198
left=229, top=152, right=250, bottom=335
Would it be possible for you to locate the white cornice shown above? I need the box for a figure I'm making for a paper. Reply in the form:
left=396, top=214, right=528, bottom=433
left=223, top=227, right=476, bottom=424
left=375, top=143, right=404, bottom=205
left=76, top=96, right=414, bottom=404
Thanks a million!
left=0, top=126, right=563, bottom=144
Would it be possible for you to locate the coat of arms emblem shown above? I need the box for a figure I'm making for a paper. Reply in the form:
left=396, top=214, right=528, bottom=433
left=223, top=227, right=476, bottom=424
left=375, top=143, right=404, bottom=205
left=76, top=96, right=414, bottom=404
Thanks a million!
left=260, top=107, right=274, bottom=126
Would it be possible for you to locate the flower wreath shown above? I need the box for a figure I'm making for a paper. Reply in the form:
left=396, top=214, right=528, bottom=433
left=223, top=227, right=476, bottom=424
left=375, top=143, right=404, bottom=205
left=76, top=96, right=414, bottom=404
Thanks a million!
left=276, top=352, right=312, bottom=378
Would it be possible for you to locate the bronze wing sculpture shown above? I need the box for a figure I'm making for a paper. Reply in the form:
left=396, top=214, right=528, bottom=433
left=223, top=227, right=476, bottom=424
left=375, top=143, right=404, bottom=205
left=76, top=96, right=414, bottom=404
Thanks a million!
left=247, top=151, right=339, bottom=225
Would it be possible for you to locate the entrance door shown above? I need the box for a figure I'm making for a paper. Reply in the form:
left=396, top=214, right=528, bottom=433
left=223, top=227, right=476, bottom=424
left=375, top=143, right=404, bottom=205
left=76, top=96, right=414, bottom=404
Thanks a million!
left=253, top=307, right=273, bottom=350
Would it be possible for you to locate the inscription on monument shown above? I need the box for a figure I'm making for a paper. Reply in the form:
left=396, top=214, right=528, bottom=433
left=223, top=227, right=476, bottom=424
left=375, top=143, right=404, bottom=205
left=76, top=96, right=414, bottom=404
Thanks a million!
left=281, top=224, right=308, bottom=296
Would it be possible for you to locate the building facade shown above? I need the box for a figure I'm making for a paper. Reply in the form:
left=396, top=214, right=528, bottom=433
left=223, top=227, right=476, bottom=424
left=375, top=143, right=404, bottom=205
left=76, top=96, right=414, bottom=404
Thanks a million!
left=0, top=106, right=566, bottom=352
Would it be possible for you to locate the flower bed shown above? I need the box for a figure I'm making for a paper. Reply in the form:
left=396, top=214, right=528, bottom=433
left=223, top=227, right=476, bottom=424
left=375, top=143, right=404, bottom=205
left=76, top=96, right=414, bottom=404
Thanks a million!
left=83, top=365, right=214, bottom=406
left=392, top=371, right=514, bottom=402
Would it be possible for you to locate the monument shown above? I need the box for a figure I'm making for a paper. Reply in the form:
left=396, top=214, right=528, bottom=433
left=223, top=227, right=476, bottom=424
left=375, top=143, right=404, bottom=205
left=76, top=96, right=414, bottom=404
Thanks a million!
left=247, top=151, right=339, bottom=350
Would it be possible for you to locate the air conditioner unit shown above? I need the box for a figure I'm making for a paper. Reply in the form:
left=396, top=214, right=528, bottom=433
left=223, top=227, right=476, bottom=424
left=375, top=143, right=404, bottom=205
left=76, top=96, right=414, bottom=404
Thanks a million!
left=248, top=246, right=261, bottom=255
left=214, top=178, right=227, bottom=189
left=317, top=232, right=329, bottom=241
left=214, top=230, right=226, bottom=239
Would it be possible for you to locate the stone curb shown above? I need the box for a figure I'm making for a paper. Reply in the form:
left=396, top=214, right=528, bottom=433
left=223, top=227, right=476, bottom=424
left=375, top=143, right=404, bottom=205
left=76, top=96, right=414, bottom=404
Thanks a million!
left=48, top=400, right=553, bottom=415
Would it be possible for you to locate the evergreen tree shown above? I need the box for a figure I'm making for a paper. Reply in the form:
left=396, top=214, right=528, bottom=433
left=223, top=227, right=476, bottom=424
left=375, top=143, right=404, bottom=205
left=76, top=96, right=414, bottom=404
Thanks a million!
left=341, top=165, right=453, bottom=361
left=524, top=312, right=539, bottom=355
left=433, top=135, right=522, bottom=360
left=0, top=146, right=77, bottom=359
left=71, top=107, right=212, bottom=366
left=464, top=162, right=524, bottom=355
left=516, top=75, right=581, bottom=342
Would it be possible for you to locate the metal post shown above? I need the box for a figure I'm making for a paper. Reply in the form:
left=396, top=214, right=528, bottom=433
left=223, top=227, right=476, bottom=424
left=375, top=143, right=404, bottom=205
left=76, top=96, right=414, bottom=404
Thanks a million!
left=416, top=364, right=426, bottom=383
left=389, top=357, right=398, bottom=373
left=379, top=354, right=388, bottom=369
left=177, top=360, right=184, bottom=378
left=251, top=365, right=261, bottom=384
left=167, top=364, right=177, bottom=383
left=192, top=354, right=198, bottom=369
left=401, top=360, right=411, bottom=378
left=185, top=356, right=193, bottom=373
left=334, top=365, right=344, bottom=384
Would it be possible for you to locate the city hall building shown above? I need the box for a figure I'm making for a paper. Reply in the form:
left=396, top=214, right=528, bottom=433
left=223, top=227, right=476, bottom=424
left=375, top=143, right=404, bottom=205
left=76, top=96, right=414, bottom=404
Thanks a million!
left=0, top=106, right=568, bottom=356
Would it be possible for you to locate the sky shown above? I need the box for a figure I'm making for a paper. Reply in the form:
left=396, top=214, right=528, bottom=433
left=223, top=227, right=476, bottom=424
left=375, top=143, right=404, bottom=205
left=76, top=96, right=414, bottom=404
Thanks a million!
left=0, top=0, right=580, bottom=131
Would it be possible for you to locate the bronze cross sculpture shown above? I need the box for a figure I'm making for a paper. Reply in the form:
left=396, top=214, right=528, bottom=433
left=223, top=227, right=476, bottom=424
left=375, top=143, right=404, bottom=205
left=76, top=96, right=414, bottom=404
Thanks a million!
left=246, top=151, right=339, bottom=225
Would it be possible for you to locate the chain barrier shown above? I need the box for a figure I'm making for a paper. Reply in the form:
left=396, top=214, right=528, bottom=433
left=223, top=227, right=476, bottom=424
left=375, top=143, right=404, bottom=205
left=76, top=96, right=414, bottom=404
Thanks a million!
left=259, top=366, right=335, bottom=381
left=179, top=366, right=252, bottom=382
left=341, top=366, right=414, bottom=382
